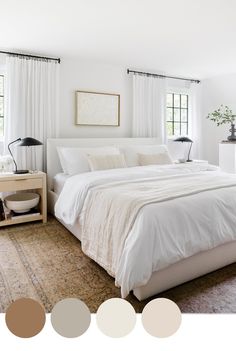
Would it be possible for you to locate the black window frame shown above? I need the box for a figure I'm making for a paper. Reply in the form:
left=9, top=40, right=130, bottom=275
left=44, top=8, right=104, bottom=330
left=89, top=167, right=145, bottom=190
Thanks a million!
left=166, top=93, right=189, bottom=137
left=0, top=74, right=4, bottom=138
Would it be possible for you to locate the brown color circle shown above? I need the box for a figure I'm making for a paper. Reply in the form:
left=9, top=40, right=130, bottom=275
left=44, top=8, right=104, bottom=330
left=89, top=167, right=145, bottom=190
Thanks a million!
left=5, top=298, right=46, bottom=338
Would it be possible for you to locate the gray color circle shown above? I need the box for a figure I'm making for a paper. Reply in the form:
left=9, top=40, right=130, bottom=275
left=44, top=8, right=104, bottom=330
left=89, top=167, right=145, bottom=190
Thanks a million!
left=51, top=298, right=91, bottom=338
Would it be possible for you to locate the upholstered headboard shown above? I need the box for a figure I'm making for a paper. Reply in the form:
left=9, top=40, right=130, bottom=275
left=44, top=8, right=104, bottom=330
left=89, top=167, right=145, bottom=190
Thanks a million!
left=46, top=138, right=160, bottom=190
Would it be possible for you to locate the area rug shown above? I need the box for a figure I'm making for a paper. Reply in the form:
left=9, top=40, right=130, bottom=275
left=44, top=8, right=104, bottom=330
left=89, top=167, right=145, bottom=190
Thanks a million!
left=0, top=216, right=235, bottom=313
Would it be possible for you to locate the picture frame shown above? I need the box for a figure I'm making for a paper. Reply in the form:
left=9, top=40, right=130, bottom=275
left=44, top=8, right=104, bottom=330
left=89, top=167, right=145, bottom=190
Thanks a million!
left=75, top=90, right=120, bottom=126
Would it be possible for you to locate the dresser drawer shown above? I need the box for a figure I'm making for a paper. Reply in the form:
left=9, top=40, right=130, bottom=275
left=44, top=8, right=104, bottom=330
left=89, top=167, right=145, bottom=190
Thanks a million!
left=0, top=178, right=43, bottom=192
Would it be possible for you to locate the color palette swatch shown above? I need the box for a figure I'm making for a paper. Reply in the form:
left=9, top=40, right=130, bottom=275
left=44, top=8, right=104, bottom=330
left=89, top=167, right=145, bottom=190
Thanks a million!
left=96, top=298, right=136, bottom=337
left=4, top=297, right=182, bottom=338
left=51, top=298, right=91, bottom=338
left=142, top=298, right=182, bottom=337
left=5, top=298, right=46, bottom=338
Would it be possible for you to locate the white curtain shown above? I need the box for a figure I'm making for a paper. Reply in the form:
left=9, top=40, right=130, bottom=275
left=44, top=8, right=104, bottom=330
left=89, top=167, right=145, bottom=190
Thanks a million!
left=188, top=83, right=202, bottom=159
left=4, top=56, right=59, bottom=171
left=132, top=74, right=167, bottom=143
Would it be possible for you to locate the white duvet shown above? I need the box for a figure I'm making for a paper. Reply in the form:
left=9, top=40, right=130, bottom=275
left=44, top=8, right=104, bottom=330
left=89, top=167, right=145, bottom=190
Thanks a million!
left=55, top=164, right=236, bottom=297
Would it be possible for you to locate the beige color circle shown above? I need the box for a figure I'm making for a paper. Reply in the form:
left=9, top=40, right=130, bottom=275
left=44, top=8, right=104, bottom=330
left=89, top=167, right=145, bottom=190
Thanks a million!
left=96, top=298, right=136, bottom=338
left=5, top=298, right=45, bottom=338
left=142, top=298, right=182, bottom=338
left=51, top=298, right=91, bottom=338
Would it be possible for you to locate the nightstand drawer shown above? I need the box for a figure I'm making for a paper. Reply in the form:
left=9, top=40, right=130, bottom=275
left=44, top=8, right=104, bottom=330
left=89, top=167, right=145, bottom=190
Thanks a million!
left=0, top=178, right=43, bottom=192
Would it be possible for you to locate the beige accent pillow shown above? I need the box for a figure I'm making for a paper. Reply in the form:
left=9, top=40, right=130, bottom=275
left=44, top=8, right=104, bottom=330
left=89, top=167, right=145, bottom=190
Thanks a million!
left=117, top=144, right=168, bottom=167
left=138, top=152, right=173, bottom=166
left=88, top=154, right=127, bottom=171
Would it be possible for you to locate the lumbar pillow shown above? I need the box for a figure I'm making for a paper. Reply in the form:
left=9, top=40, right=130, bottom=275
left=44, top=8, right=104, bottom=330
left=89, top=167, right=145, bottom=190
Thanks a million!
left=138, top=152, right=173, bottom=166
left=57, top=147, right=120, bottom=175
left=117, top=144, right=169, bottom=167
left=88, top=154, right=127, bottom=171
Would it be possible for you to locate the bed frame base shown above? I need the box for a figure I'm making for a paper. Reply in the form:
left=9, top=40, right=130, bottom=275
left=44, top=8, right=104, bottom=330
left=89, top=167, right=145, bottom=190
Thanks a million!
left=133, top=240, right=236, bottom=301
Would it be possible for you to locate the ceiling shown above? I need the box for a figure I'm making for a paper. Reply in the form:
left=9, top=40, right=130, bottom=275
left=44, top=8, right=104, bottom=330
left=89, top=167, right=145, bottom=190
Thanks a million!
left=1, top=0, right=236, bottom=79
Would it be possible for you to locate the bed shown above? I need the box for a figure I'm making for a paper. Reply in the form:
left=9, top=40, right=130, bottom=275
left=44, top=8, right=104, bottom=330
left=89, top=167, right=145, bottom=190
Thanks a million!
left=47, top=138, right=236, bottom=301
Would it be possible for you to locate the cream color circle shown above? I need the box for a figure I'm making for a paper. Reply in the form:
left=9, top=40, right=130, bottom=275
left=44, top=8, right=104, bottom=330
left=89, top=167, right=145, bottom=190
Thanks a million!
left=96, top=298, right=136, bottom=338
left=142, top=298, right=182, bottom=338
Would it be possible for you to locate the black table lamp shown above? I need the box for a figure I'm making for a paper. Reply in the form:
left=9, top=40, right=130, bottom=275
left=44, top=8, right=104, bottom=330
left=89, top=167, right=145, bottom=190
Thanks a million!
left=8, top=137, right=43, bottom=174
left=174, top=136, right=193, bottom=162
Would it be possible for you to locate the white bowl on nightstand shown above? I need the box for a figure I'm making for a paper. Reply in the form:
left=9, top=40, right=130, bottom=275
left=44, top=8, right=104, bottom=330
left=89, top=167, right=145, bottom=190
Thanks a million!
left=4, top=193, right=40, bottom=213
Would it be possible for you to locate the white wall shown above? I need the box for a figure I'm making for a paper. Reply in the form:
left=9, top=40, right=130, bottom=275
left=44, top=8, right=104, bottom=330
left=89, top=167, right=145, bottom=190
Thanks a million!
left=59, top=59, right=132, bottom=138
left=202, top=73, right=236, bottom=165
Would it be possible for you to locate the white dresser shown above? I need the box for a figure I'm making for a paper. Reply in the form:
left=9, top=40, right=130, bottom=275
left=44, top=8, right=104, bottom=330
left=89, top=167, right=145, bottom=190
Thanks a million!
left=219, top=142, right=236, bottom=173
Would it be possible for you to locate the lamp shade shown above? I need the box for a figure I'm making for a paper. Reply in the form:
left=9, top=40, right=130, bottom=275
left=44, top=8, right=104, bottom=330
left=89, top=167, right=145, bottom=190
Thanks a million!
left=174, top=136, right=193, bottom=162
left=17, top=137, right=43, bottom=146
left=174, top=136, right=193, bottom=143
left=8, top=137, right=43, bottom=174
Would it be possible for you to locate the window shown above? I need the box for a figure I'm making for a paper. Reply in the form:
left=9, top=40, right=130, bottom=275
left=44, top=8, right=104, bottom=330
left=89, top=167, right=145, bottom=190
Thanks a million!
left=0, top=75, right=4, bottom=137
left=166, top=93, right=189, bottom=137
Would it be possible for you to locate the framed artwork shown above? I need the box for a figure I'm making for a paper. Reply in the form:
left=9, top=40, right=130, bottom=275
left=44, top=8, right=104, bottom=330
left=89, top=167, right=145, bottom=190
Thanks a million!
left=75, top=90, right=120, bottom=126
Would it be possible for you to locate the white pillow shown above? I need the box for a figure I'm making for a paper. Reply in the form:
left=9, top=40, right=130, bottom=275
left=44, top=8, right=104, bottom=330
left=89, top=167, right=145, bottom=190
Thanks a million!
left=57, top=146, right=120, bottom=175
left=138, top=152, right=173, bottom=166
left=88, top=154, right=127, bottom=171
left=118, top=144, right=169, bottom=167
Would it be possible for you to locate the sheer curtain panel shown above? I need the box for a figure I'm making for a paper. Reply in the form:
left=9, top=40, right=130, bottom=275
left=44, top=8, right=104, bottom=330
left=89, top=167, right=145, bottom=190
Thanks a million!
left=4, top=56, right=59, bottom=171
left=132, top=74, right=166, bottom=143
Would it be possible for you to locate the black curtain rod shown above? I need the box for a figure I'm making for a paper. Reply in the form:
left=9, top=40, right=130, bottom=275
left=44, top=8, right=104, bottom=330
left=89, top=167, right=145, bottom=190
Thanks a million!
left=127, top=69, right=200, bottom=84
left=0, top=50, right=60, bottom=63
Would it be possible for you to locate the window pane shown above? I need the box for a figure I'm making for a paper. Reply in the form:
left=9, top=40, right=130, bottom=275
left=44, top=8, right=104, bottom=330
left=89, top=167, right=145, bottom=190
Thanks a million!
left=166, top=108, right=173, bottom=121
left=167, top=122, right=173, bottom=136
left=174, top=108, right=180, bottom=121
left=0, top=96, right=3, bottom=116
left=0, top=76, right=3, bottom=96
left=181, top=109, right=188, bottom=122
left=174, top=94, right=180, bottom=107
left=174, top=123, right=180, bottom=136
left=166, top=93, right=173, bottom=107
left=181, top=123, right=188, bottom=136
left=181, top=95, right=188, bottom=108
left=0, top=118, right=3, bottom=137
left=166, top=93, right=189, bottom=138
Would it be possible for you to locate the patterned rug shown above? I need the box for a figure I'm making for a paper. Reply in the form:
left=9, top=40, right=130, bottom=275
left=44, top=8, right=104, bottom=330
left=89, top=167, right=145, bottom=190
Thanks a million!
left=0, top=216, right=235, bottom=313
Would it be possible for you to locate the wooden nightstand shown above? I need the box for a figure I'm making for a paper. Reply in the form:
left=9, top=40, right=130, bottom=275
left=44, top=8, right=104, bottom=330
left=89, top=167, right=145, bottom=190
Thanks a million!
left=0, top=171, right=47, bottom=227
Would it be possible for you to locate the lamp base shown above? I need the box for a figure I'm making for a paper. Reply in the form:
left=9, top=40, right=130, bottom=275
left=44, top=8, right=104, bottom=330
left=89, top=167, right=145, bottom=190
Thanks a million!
left=186, top=160, right=193, bottom=162
left=14, top=170, right=29, bottom=174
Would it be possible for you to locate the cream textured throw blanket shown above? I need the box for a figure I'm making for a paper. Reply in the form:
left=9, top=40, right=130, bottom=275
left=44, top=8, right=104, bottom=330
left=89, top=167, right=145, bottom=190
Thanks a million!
left=81, top=172, right=236, bottom=277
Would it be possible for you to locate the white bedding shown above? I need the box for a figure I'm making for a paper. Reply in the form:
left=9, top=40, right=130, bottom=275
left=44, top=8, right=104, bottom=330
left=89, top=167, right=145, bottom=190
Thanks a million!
left=55, top=163, right=236, bottom=297
left=53, top=173, right=71, bottom=195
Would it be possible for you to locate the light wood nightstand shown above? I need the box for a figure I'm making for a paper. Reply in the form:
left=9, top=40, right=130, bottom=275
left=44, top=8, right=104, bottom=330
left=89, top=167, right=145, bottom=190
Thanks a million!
left=0, top=171, right=47, bottom=227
